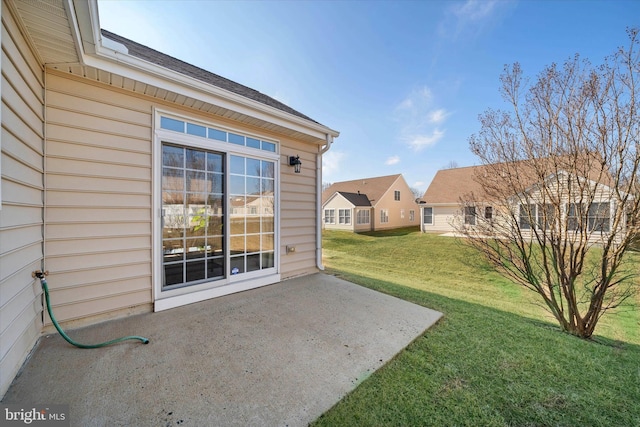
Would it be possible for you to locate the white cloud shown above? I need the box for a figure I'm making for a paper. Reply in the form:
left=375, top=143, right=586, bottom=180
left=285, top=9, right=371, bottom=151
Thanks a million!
left=408, top=129, right=445, bottom=151
left=413, top=181, right=425, bottom=188
left=428, top=109, right=450, bottom=124
left=322, top=150, right=346, bottom=179
left=395, top=86, right=432, bottom=112
left=437, top=0, right=512, bottom=41
left=453, top=0, right=499, bottom=21
left=395, top=86, right=449, bottom=151
left=385, top=155, right=400, bottom=166
left=396, top=98, right=414, bottom=110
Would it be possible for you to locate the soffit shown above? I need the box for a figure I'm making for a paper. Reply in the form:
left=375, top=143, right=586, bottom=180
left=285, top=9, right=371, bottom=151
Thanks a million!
left=11, top=0, right=80, bottom=64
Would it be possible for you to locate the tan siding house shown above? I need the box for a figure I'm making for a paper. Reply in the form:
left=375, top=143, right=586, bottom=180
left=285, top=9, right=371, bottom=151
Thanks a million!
left=0, top=0, right=338, bottom=397
left=420, top=163, right=625, bottom=236
left=322, top=174, right=418, bottom=232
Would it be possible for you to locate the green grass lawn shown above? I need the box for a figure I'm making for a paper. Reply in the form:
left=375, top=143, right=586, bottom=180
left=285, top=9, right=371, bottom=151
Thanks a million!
left=313, top=228, right=640, bottom=427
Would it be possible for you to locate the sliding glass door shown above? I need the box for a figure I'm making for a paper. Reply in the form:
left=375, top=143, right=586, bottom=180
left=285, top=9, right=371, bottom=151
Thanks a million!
left=161, top=143, right=276, bottom=290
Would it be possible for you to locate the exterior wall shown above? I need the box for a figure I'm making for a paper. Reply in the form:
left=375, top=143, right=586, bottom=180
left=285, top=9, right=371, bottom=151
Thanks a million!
left=44, top=71, right=153, bottom=327
left=322, top=194, right=355, bottom=231
left=353, top=207, right=373, bottom=232
left=42, top=69, right=321, bottom=325
left=421, top=205, right=459, bottom=232
left=0, top=2, right=45, bottom=397
left=372, top=176, right=419, bottom=230
left=279, top=138, right=321, bottom=278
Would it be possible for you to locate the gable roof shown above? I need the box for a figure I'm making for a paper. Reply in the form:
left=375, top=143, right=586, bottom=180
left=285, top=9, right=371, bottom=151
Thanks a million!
left=101, top=30, right=317, bottom=124
left=337, top=192, right=372, bottom=207
left=322, top=174, right=402, bottom=206
left=423, top=155, right=616, bottom=204
left=422, top=166, right=487, bottom=204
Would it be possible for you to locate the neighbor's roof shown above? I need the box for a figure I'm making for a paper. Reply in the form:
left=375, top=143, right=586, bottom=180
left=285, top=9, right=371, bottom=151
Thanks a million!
left=337, top=192, right=372, bottom=207
left=422, top=166, right=488, bottom=204
left=322, top=174, right=402, bottom=205
left=423, top=155, right=616, bottom=204
left=101, top=29, right=318, bottom=124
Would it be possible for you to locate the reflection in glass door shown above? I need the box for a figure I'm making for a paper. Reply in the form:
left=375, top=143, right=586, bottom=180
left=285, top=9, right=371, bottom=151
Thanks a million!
left=162, top=144, right=224, bottom=289
left=229, top=155, right=275, bottom=275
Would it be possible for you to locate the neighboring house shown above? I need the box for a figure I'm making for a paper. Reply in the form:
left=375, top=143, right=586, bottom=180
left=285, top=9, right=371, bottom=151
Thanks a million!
left=322, top=174, right=418, bottom=231
left=420, top=166, right=486, bottom=233
left=0, top=0, right=338, bottom=397
left=420, top=162, right=625, bottom=236
left=322, top=191, right=372, bottom=232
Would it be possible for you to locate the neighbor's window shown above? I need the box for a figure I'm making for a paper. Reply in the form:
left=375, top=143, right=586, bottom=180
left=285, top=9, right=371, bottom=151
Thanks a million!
left=567, top=203, right=584, bottom=231
left=324, top=209, right=335, bottom=224
left=400, top=209, right=405, bottom=219
left=485, top=206, right=493, bottom=220
left=409, top=210, right=415, bottom=222
left=464, top=206, right=476, bottom=225
left=519, top=204, right=537, bottom=230
left=356, top=209, right=370, bottom=224
left=338, top=209, right=351, bottom=225
left=394, top=190, right=400, bottom=201
left=380, top=209, right=389, bottom=224
left=588, top=202, right=610, bottom=232
left=538, top=204, right=555, bottom=230
left=423, top=207, right=433, bottom=225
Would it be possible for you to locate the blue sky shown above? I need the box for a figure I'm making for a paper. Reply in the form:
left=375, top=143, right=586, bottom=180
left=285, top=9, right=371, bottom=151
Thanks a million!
left=98, top=0, right=639, bottom=193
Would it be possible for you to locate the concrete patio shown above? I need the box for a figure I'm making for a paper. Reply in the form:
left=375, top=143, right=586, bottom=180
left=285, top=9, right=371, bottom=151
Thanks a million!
left=2, top=273, right=442, bottom=426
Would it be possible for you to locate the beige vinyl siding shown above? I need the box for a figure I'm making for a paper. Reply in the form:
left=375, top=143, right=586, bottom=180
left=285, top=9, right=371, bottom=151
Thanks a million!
left=0, top=2, right=45, bottom=397
left=372, top=176, right=419, bottom=230
left=43, top=71, right=153, bottom=326
left=279, top=144, right=320, bottom=278
left=422, top=205, right=459, bottom=232
left=44, top=70, right=323, bottom=319
left=322, top=194, right=355, bottom=232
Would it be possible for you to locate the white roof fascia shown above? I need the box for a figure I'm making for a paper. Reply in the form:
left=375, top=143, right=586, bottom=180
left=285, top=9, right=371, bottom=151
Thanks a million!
left=74, top=0, right=338, bottom=143
left=322, top=192, right=343, bottom=208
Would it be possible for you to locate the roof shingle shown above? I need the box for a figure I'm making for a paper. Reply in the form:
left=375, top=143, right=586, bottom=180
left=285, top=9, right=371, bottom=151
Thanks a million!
left=337, top=192, right=372, bottom=206
left=101, top=29, right=319, bottom=124
left=322, top=174, right=401, bottom=206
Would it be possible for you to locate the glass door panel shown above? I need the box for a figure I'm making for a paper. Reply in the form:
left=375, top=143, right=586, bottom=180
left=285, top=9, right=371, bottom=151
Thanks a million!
left=162, top=144, right=225, bottom=289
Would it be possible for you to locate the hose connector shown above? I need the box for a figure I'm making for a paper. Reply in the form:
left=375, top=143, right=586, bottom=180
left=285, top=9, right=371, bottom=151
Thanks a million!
left=32, top=270, right=49, bottom=280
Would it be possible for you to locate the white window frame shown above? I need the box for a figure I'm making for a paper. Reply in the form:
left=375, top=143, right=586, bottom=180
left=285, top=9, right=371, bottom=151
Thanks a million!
left=380, top=209, right=389, bottom=224
left=324, top=209, right=336, bottom=224
left=410, top=210, right=415, bottom=222
left=356, top=209, right=370, bottom=225
left=153, top=109, right=281, bottom=311
left=338, top=209, right=351, bottom=225
left=423, top=207, right=433, bottom=225
left=519, top=204, right=537, bottom=230
left=485, top=206, right=493, bottom=221
left=394, top=190, right=401, bottom=201
left=464, top=206, right=476, bottom=225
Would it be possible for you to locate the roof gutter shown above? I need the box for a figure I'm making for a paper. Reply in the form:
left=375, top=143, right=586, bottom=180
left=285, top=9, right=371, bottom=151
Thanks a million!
left=316, top=134, right=334, bottom=270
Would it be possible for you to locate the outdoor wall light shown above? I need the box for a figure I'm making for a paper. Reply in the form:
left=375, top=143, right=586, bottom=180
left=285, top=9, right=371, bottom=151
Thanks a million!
left=289, top=155, right=302, bottom=173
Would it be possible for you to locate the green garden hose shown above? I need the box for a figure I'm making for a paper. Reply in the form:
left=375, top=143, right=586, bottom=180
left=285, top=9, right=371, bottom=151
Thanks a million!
left=37, top=274, right=149, bottom=348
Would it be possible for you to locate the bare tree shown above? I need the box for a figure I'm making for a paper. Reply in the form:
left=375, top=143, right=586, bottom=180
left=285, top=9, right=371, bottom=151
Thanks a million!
left=410, top=187, right=424, bottom=200
left=443, top=160, right=459, bottom=169
left=455, top=28, right=640, bottom=339
left=322, top=182, right=333, bottom=192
